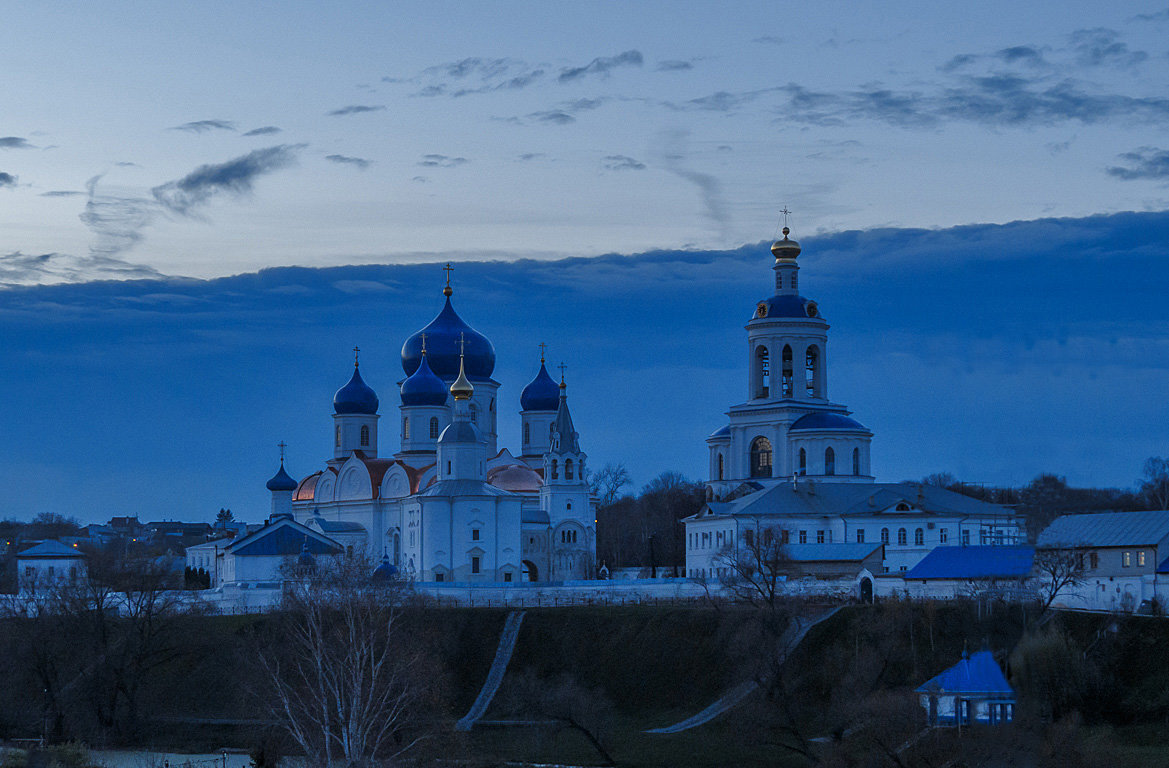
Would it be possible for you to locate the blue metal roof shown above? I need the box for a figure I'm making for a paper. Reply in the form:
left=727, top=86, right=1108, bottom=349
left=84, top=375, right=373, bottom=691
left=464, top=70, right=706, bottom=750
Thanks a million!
left=916, top=651, right=1014, bottom=696
left=266, top=461, right=298, bottom=491
left=522, top=507, right=550, bottom=524
left=520, top=361, right=560, bottom=411
left=783, top=543, right=882, bottom=562
left=230, top=521, right=343, bottom=557
left=708, top=424, right=731, bottom=439
left=333, top=366, right=379, bottom=415
left=754, top=294, right=822, bottom=320
left=17, top=540, right=86, bottom=559
left=789, top=411, right=869, bottom=432
left=1039, top=510, right=1169, bottom=548
left=401, top=296, right=496, bottom=381
left=400, top=352, right=448, bottom=407
left=905, top=546, right=1034, bottom=580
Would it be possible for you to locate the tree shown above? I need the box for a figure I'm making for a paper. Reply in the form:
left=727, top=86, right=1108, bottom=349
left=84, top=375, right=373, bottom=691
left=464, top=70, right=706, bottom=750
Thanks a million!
left=215, top=508, right=235, bottom=524
left=255, top=553, right=440, bottom=767
left=713, top=525, right=797, bottom=611
left=1033, top=546, right=1087, bottom=614
left=589, top=463, right=632, bottom=506
left=1139, top=456, right=1169, bottom=510
left=502, top=669, right=616, bottom=766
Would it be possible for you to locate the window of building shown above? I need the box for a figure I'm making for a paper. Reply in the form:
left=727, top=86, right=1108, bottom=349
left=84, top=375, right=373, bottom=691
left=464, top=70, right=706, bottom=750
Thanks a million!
left=940, top=528, right=948, bottom=544
left=471, top=557, right=480, bottom=574
left=717, top=453, right=724, bottom=480
left=504, top=571, right=513, bottom=582
left=881, top=528, right=890, bottom=544
left=1090, top=552, right=1098, bottom=569
left=781, top=530, right=790, bottom=544
left=566, top=459, right=574, bottom=480
left=360, top=424, right=370, bottom=447
left=446, top=460, right=452, bottom=476
left=429, top=417, right=439, bottom=439
left=523, top=423, right=530, bottom=444
left=915, top=528, right=924, bottom=546
left=899, top=565, right=907, bottom=571
left=791, top=271, right=798, bottom=291
left=856, top=529, right=865, bottom=543
left=472, top=528, right=480, bottom=541
left=799, top=530, right=807, bottom=544
left=435, top=572, right=444, bottom=582
left=744, top=529, right=754, bottom=546
left=817, top=530, right=825, bottom=544
left=750, top=436, right=773, bottom=478
left=799, top=448, right=807, bottom=475
left=897, top=528, right=907, bottom=545
left=852, top=448, right=860, bottom=475
left=403, top=418, right=410, bottom=440
left=755, top=346, right=770, bottom=398
left=805, top=346, right=820, bottom=398
left=566, top=501, right=572, bottom=512
left=1139, top=551, right=1146, bottom=567
left=781, top=345, right=794, bottom=397
left=825, top=447, right=835, bottom=476
left=1123, top=551, right=1131, bottom=567
left=335, top=424, right=341, bottom=448
left=961, top=530, right=970, bottom=546
left=551, top=459, right=559, bottom=479
left=469, top=404, right=478, bottom=424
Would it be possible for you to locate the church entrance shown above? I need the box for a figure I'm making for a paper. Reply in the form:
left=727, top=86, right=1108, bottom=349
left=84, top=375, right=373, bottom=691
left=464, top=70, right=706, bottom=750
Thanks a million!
left=521, top=560, right=538, bottom=582
left=860, top=577, right=873, bottom=603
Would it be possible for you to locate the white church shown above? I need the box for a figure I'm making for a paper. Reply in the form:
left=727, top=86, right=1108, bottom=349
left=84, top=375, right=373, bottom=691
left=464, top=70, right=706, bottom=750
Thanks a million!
left=257, top=274, right=597, bottom=583
left=684, top=226, right=1022, bottom=584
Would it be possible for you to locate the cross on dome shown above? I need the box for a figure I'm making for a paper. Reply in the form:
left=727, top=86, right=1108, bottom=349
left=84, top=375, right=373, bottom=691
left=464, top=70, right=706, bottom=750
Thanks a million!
left=278, top=441, right=287, bottom=461
left=353, top=345, right=360, bottom=368
left=443, top=262, right=454, bottom=297
left=538, top=342, right=547, bottom=363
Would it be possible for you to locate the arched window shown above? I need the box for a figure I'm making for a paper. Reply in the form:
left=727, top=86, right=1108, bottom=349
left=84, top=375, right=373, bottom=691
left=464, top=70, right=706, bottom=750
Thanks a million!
left=755, top=346, right=770, bottom=398
left=717, top=453, right=724, bottom=480
left=403, top=417, right=410, bottom=440
left=914, top=528, right=924, bottom=546
left=881, top=528, right=889, bottom=544
left=565, top=459, right=574, bottom=480
left=776, top=271, right=783, bottom=291
left=806, top=345, right=820, bottom=398
left=749, top=436, right=773, bottom=478
left=824, top=447, right=835, bottom=476
left=897, top=528, right=907, bottom=545
left=852, top=447, right=860, bottom=475
left=429, top=417, right=439, bottom=439
left=781, top=345, right=794, bottom=398
left=791, top=270, right=798, bottom=291
left=523, top=422, right=530, bottom=444
left=360, top=424, right=370, bottom=447
left=551, top=459, right=559, bottom=480
left=799, top=448, right=807, bottom=475
left=469, top=404, right=478, bottom=424
left=334, top=424, right=341, bottom=448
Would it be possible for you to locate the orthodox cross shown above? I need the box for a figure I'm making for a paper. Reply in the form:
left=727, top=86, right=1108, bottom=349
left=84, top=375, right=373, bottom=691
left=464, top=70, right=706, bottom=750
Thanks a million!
left=353, top=345, right=360, bottom=367
left=443, top=262, right=454, bottom=286
left=538, top=342, right=547, bottom=363
left=419, top=332, right=428, bottom=354
left=458, top=332, right=466, bottom=356
left=278, top=441, right=287, bottom=462
left=779, top=206, right=791, bottom=227
left=557, top=361, right=568, bottom=382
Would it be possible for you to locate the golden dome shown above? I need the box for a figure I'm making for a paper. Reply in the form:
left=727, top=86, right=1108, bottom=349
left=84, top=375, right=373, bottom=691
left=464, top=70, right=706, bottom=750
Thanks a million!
left=770, top=226, right=802, bottom=259
left=450, top=353, right=474, bottom=400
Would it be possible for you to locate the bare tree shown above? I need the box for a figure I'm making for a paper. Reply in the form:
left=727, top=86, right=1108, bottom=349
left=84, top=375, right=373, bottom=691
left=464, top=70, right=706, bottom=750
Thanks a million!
left=1139, top=456, right=1169, bottom=510
left=714, top=525, right=798, bottom=611
left=256, top=553, right=438, bottom=767
left=1033, top=546, right=1086, bottom=614
left=589, top=462, right=632, bottom=505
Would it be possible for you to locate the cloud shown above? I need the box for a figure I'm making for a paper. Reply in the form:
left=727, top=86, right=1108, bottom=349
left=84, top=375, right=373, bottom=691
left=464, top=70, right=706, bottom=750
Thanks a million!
left=1107, top=147, right=1169, bottom=180
left=0, top=172, right=16, bottom=188
left=417, top=154, right=468, bottom=168
left=527, top=110, right=575, bottom=125
left=1129, top=9, right=1169, bottom=22
left=558, top=50, right=643, bottom=83
left=0, top=137, right=33, bottom=149
left=152, top=145, right=303, bottom=215
left=325, top=154, right=372, bottom=169
left=657, top=60, right=694, bottom=71
left=243, top=126, right=282, bottom=136
left=412, top=176, right=428, bottom=183
left=115, top=161, right=140, bottom=167
left=601, top=155, right=646, bottom=171
left=40, top=190, right=84, bottom=197
left=752, top=35, right=783, bottom=45
left=1070, top=28, right=1147, bottom=67
left=326, top=105, right=385, bottom=116
left=679, top=88, right=781, bottom=112
left=516, top=153, right=546, bottom=162
left=996, top=45, right=1047, bottom=66
left=0, top=250, right=163, bottom=286
left=408, top=57, right=547, bottom=97
left=170, top=120, right=237, bottom=133
left=657, top=130, right=729, bottom=238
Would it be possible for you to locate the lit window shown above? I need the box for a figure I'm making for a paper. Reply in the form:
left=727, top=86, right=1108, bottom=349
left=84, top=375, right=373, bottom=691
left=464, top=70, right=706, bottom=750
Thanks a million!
left=1139, top=551, right=1146, bottom=567
left=1123, top=552, right=1131, bottom=567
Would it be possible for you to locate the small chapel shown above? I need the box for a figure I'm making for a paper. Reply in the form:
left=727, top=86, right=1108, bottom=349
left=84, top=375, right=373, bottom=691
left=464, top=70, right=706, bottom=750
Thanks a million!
left=263, top=271, right=597, bottom=583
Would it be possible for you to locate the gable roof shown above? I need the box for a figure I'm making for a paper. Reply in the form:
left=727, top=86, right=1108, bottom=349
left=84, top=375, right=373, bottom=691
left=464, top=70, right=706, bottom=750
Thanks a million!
left=17, top=540, right=87, bottom=559
left=1038, top=510, right=1169, bottom=548
left=916, top=651, right=1013, bottom=696
left=227, top=518, right=342, bottom=557
left=905, top=546, right=1034, bottom=580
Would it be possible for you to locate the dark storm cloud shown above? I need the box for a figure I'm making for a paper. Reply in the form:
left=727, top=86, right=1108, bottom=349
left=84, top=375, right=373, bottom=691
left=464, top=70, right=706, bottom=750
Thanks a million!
left=243, top=126, right=282, bottom=136
left=601, top=155, right=646, bottom=171
left=0, top=251, right=163, bottom=286
left=170, top=120, right=237, bottom=133
left=325, top=154, right=372, bottom=169
left=326, top=105, right=385, bottom=116
left=416, top=154, right=468, bottom=168
left=152, top=145, right=303, bottom=215
left=558, top=50, right=643, bottom=83
left=1107, top=147, right=1169, bottom=180
left=0, top=137, right=33, bottom=149
left=41, top=190, right=84, bottom=197
left=1069, top=28, right=1147, bottom=67
left=0, top=172, right=16, bottom=188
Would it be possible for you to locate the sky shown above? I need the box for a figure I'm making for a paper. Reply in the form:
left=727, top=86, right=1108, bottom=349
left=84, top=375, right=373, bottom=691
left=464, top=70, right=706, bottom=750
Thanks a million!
left=1, top=2, right=1168, bottom=522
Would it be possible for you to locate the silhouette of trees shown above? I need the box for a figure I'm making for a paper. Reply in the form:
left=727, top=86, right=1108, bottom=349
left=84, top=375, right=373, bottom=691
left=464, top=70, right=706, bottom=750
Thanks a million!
left=1139, top=456, right=1169, bottom=510
left=595, top=471, right=704, bottom=575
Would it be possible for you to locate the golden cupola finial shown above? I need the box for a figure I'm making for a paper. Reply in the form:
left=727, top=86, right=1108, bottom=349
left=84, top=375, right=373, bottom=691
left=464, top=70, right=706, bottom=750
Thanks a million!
left=450, top=332, right=474, bottom=400
left=770, top=207, right=801, bottom=260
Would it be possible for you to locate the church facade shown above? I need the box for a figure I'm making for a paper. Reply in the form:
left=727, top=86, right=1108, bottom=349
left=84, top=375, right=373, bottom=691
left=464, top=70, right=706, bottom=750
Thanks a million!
left=272, top=275, right=596, bottom=583
left=685, top=227, right=1022, bottom=581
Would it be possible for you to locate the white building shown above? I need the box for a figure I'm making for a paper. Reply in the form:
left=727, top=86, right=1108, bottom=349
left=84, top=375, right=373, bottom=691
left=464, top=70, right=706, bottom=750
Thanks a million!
left=278, top=274, right=597, bottom=583
left=685, top=226, right=1022, bottom=581
left=16, top=540, right=87, bottom=592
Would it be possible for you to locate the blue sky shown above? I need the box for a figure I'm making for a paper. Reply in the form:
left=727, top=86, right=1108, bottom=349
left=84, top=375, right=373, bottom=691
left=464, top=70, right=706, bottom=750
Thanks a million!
left=1, top=3, right=1168, bottom=522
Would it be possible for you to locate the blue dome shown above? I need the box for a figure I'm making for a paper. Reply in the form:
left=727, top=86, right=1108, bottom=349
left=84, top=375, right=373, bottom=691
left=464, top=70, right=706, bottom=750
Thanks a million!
left=334, top=366, right=379, bottom=415
left=709, top=425, right=731, bottom=439
left=520, top=362, right=560, bottom=411
left=401, top=297, right=495, bottom=381
left=753, top=294, right=823, bottom=321
left=400, top=353, right=448, bottom=407
left=789, top=412, right=869, bottom=432
left=266, top=462, right=298, bottom=492
left=372, top=554, right=398, bottom=582
left=297, top=539, right=316, bottom=570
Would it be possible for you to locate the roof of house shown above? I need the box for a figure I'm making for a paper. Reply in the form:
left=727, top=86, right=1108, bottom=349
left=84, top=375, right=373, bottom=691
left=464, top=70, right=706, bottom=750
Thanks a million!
left=416, top=479, right=517, bottom=498
left=905, top=546, right=1034, bottom=580
left=227, top=519, right=343, bottom=557
left=784, top=543, right=883, bottom=562
left=694, top=481, right=1015, bottom=523
left=17, top=540, right=87, bottom=559
left=1038, top=510, right=1169, bottom=548
left=916, top=650, right=1014, bottom=696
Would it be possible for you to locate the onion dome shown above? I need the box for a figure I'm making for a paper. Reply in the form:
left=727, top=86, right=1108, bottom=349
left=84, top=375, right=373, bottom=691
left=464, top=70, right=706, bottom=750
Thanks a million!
left=789, top=412, right=869, bottom=432
left=487, top=463, right=544, bottom=492
left=450, top=352, right=474, bottom=401
left=334, top=363, right=379, bottom=415
left=266, top=461, right=298, bottom=492
left=371, top=553, right=398, bottom=583
left=771, top=226, right=801, bottom=259
left=401, top=294, right=496, bottom=381
left=753, top=294, right=821, bottom=320
left=400, top=352, right=447, bottom=407
left=297, top=539, right=316, bottom=571
left=520, top=361, right=560, bottom=411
